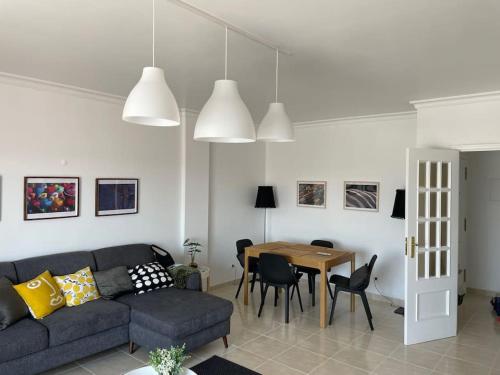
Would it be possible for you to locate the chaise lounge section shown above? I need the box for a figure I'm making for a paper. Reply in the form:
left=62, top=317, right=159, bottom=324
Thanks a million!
left=0, top=244, right=233, bottom=375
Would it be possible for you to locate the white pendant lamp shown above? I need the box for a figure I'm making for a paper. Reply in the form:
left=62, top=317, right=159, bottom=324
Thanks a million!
left=194, top=27, right=256, bottom=143
left=257, top=50, right=295, bottom=142
left=122, top=0, right=180, bottom=127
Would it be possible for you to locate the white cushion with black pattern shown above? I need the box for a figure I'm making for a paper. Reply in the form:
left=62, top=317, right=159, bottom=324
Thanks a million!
left=128, top=261, right=173, bottom=295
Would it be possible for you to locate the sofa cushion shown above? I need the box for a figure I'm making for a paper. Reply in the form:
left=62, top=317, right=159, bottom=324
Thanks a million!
left=0, top=277, right=29, bottom=330
left=93, top=244, right=155, bottom=271
left=38, top=298, right=129, bottom=346
left=117, top=288, right=233, bottom=339
left=94, top=266, right=134, bottom=299
left=0, top=262, right=17, bottom=283
left=128, top=262, right=174, bottom=295
left=14, top=251, right=96, bottom=282
left=0, top=318, right=48, bottom=362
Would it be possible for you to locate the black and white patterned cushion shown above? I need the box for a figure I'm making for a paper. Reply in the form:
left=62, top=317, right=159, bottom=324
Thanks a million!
left=128, top=261, right=173, bottom=295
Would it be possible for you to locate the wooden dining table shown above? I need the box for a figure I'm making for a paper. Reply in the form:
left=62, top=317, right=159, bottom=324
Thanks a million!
left=243, top=241, right=356, bottom=328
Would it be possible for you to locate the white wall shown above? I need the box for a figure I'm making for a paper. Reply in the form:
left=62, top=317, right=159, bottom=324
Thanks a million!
left=464, top=151, right=500, bottom=293
left=208, top=142, right=266, bottom=285
left=0, top=75, right=183, bottom=261
left=265, top=113, right=417, bottom=300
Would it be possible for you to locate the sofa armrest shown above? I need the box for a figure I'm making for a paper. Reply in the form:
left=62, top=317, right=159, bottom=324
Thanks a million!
left=184, top=272, right=202, bottom=291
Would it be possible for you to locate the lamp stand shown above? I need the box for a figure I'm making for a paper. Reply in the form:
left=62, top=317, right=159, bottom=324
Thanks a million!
left=263, top=208, right=267, bottom=243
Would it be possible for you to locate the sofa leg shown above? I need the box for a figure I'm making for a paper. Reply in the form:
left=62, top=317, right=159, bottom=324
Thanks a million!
left=129, top=341, right=137, bottom=354
left=222, top=336, right=228, bottom=349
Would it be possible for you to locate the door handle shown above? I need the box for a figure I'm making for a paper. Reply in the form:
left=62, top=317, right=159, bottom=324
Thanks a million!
left=411, top=236, right=416, bottom=258
left=405, top=237, right=408, bottom=256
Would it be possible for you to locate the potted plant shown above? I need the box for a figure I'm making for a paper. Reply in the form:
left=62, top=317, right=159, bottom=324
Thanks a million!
left=149, top=345, right=190, bottom=375
left=183, top=239, right=202, bottom=268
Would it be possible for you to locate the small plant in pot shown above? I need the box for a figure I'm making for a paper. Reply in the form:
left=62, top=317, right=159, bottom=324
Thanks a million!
left=183, top=239, right=202, bottom=268
left=149, top=344, right=190, bottom=375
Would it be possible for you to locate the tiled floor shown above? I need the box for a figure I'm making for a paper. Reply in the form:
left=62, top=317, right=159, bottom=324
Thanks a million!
left=43, top=282, right=500, bottom=375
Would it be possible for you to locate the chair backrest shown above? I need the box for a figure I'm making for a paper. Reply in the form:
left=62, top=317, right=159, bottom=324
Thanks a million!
left=310, top=240, right=334, bottom=248
left=349, top=255, right=377, bottom=291
left=236, top=239, right=254, bottom=255
left=259, top=253, right=294, bottom=285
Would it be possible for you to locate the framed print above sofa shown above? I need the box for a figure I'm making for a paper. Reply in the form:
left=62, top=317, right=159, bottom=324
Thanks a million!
left=95, top=178, right=139, bottom=216
left=24, top=177, right=80, bottom=220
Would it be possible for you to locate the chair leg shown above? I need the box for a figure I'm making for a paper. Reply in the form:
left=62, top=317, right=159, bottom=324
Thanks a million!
left=222, top=335, right=228, bottom=348
left=250, top=272, right=257, bottom=293
left=258, top=284, right=269, bottom=318
left=295, top=281, right=304, bottom=312
left=307, top=274, right=313, bottom=294
left=129, top=341, right=136, bottom=354
left=285, top=285, right=290, bottom=323
left=360, top=291, right=374, bottom=330
left=274, top=287, right=279, bottom=307
left=290, top=283, right=296, bottom=300
left=235, top=272, right=244, bottom=299
left=311, top=274, right=316, bottom=307
left=329, top=288, right=339, bottom=325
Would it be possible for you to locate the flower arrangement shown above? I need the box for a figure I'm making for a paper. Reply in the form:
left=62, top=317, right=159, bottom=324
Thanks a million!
left=149, top=345, right=189, bottom=375
left=183, top=239, right=202, bottom=268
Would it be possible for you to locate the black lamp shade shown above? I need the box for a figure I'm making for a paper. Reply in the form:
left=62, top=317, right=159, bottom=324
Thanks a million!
left=255, top=186, right=276, bottom=208
left=391, top=189, right=405, bottom=219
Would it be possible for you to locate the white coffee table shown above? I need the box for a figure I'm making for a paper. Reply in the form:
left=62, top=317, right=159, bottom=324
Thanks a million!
left=125, top=366, right=196, bottom=375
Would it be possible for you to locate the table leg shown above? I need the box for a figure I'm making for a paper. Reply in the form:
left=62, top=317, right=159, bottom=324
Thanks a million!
left=243, top=251, right=249, bottom=305
left=319, top=264, right=327, bottom=328
left=350, top=254, right=355, bottom=312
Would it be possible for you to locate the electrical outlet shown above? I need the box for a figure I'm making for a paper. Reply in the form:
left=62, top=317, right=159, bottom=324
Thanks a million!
left=374, top=276, right=379, bottom=281
left=231, top=264, right=235, bottom=268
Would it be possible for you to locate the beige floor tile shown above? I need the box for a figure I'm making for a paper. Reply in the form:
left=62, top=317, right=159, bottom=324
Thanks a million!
left=227, top=328, right=262, bottom=347
left=79, top=351, right=144, bottom=374
left=41, top=365, right=91, bottom=375
left=351, top=333, right=400, bottom=356
left=410, top=339, right=452, bottom=355
left=296, top=333, right=346, bottom=357
left=273, top=346, right=328, bottom=373
left=221, top=347, right=267, bottom=370
left=310, top=358, right=369, bottom=375
left=373, top=358, right=433, bottom=375
left=444, top=342, right=497, bottom=367
left=288, top=316, right=322, bottom=334
left=190, top=338, right=233, bottom=359
left=240, top=335, right=290, bottom=359
left=390, top=346, right=441, bottom=370
left=76, top=348, right=120, bottom=365
left=264, top=324, right=312, bottom=345
left=434, top=356, right=491, bottom=375
left=448, top=331, right=500, bottom=349
left=334, top=347, right=386, bottom=372
left=182, top=354, right=206, bottom=369
left=318, top=324, right=366, bottom=344
left=255, top=359, right=306, bottom=375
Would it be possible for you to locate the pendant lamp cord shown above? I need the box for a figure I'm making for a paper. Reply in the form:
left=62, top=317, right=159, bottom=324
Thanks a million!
left=224, top=26, right=228, bottom=80
left=275, top=49, right=279, bottom=103
left=152, top=0, right=156, bottom=67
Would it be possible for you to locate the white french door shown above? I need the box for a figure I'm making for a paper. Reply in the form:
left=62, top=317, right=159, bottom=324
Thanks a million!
left=405, top=148, right=459, bottom=345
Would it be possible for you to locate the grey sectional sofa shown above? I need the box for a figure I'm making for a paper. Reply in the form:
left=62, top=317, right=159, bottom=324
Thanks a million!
left=0, top=244, right=233, bottom=375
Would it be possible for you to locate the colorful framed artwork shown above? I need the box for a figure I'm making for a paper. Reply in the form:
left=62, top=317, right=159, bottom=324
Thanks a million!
left=24, top=177, right=80, bottom=220
left=344, top=181, right=379, bottom=212
left=95, top=178, right=139, bottom=216
left=297, top=181, right=327, bottom=208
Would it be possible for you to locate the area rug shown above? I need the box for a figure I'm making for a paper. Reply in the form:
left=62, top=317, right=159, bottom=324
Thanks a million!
left=190, top=355, right=261, bottom=375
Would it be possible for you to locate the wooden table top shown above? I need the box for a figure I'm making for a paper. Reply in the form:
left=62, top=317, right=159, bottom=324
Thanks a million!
left=246, top=241, right=354, bottom=270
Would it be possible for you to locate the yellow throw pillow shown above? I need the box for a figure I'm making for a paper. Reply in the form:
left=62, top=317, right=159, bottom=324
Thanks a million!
left=14, top=270, right=65, bottom=319
left=54, top=267, right=100, bottom=307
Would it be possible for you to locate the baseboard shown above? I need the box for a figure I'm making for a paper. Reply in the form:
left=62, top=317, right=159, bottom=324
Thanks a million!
left=467, top=287, right=498, bottom=297
left=208, top=279, right=238, bottom=291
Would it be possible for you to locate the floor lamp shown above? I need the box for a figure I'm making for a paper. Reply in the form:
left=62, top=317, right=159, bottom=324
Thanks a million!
left=255, top=186, right=276, bottom=243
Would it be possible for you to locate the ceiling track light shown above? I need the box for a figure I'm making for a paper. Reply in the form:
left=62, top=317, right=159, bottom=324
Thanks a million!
left=257, top=49, right=295, bottom=142
left=193, top=26, right=256, bottom=143
left=122, top=0, right=180, bottom=127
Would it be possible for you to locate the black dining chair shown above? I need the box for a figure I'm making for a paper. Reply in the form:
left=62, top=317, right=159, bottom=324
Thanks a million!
left=291, top=240, right=334, bottom=306
left=258, top=253, right=303, bottom=323
left=329, top=255, right=378, bottom=330
left=235, top=239, right=259, bottom=299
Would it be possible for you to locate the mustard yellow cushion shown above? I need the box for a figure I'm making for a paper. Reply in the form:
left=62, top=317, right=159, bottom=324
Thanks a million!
left=54, top=267, right=100, bottom=307
left=13, top=270, right=65, bottom=319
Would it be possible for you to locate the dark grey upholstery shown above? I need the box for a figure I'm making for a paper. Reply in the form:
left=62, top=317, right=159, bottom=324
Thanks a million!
left=14, top=251, right=96, bottom=282
left=118, top=288, right=233, bottom=339
left=93, top=244, right=155, bottom=271
left=39, top=299, right=129, bottom=347
left=0, top=262, right=17, bottom=282
left=0, top=319, right=48, bottom=362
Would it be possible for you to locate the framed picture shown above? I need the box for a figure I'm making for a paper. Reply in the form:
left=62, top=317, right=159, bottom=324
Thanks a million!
left=344, top=181, right=379, bottom=212
left=95, top=178, right=139, bottom=216
left=24, top=177, right=80, bottom=220
left=297, top=181, right=327, bottom=208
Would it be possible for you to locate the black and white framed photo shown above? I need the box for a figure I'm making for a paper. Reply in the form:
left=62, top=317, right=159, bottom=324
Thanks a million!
left=24, top=177, right=80, bottom=220
left=95, top=178, right=139, bottom=216
left=344, top=181, right=379, bottom=212
left=297, top=181, right=327, bottom=208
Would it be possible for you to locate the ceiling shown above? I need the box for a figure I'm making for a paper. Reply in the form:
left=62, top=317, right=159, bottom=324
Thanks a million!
left=1, top=0, right=500, bottom=122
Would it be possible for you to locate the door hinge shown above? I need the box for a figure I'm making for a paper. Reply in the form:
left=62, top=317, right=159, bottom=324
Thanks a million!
left=464, top=217, right=467, bottom=232
left=465, top=166, right=468, bottom=181
left=405, top=237, right=408, bottom=256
